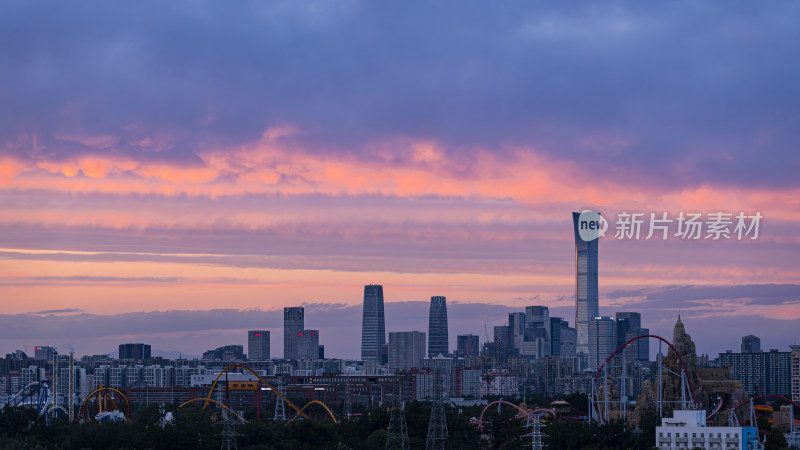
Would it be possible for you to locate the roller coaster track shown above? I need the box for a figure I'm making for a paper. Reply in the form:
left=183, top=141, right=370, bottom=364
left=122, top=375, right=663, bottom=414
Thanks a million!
left=474, top=400, right=556, bottom=431
left=4, top=381, right=47, bottom=407
left=285, top=400, right=338, bottom=425
left=732, top=394, right=800, bottom=431
left=200, top=365, right=313, bottom=421
left=705, top=395, right=723, bottom=422
left=178, top=397, right=247, bottom=422
left=591, top=334, right=698, bottom=422
left=593, top=334, right=697, bottom=405
left=3, top=381, right=69, bottom=422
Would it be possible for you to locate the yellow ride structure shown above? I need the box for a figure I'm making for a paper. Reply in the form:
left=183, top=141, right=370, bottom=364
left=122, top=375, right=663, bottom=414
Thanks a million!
left=78, top=385, right=132, bottom=422
left=179, top=364, right=338, bottom=425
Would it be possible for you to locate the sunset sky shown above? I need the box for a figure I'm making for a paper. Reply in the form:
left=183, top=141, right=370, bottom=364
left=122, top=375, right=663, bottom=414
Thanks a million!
left=1, top=1, right=799, bottom=359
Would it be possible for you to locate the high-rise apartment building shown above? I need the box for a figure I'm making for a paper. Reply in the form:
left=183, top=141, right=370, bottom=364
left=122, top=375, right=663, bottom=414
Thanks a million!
left=588, top=316, right=615, bottom=369
left=573, top=212, right=599, bottom=358
left=428, top=296, right=449, bottom=357
left=297, top=330, right=320, bottom=360
left=118, top=343, right=151, bottom=360
left=284, top=307, right=304, bottom=360
left=791, top=344, right=800, bottom=403
left=493, top=325, right=513, bottom=362
left=719, top=349, right=791, bottom=397
left=741, top=335, right=761, bottom=353
left=456, top=334, right=480, bottom=359
left=361, top=284, right=386, bottom=361
left=248, top=330, right=270, bottom=360
left=388, top=331, right=426, bottom=372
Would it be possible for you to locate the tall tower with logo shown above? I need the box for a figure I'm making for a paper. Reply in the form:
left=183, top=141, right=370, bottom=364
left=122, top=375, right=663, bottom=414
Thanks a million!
left=573, top=212, right=599, bottom=359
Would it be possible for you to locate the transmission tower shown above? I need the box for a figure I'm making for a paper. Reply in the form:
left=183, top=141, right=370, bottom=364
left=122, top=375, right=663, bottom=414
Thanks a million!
left=385, top=382, right=409, bottom=450
left=217, top=380, right=241, bottom=450
left=219, top=407, right=242, bottom=450
left=425, top=368, right=448, bottom=450
left=523, top=413, right=547, bottom=450
left=273, top=377, right=286, bottom=421
left=343, top=379, right=353, bottom=418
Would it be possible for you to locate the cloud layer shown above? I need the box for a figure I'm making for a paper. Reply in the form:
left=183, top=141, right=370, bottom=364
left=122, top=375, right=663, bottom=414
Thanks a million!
left=0, top=1, right=798, bottom=355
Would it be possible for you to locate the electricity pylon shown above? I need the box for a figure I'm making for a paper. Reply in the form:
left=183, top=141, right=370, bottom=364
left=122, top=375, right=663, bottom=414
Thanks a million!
left=385, top=382, right=409, bottom=450
left=425, top=369, right=448, bottom=450
left=273, top=377, right=286, bottom=421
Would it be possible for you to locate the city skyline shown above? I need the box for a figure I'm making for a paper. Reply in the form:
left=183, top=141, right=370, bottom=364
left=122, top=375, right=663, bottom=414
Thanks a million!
left=3, top=296, right=797, bottom=362
left=3, top=2, right=800, bottom=447
left=0, top=2, right=798, bottom=363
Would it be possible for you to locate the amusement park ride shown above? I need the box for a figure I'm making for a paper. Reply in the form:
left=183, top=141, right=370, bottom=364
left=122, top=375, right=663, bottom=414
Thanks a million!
left=2, top=344, right=799, bottom=448
left=0, top=350, right=72, bottom=423
left=2, top=380, right=68, bottom=423
left=177, top=364, right=338, bottom=425
left=589, top=333, right=699, bottom=424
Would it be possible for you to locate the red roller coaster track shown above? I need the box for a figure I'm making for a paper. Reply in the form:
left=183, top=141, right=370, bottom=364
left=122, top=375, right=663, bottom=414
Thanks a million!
left=732, top=394, right=800, bottom=427
left=592, top=334, right=698, bottom=406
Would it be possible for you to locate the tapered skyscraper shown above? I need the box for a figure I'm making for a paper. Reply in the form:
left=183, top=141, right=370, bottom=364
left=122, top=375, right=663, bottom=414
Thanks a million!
left=361, top=284, right=386, bottom=361
left=573, top=212, right=599, bottom=358
left=428, top=296, right=449, bottom=357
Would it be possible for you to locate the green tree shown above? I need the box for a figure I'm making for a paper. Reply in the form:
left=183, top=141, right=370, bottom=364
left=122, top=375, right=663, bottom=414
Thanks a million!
left=766, top=429, right=789, bottom=450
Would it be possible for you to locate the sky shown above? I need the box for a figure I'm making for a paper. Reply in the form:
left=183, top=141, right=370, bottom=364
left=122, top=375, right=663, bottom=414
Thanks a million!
left=0, top=1, right=799, bottom=360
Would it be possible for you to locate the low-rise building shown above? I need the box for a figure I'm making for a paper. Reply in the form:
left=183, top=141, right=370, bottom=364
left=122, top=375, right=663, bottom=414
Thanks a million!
left=655, top=409, right=759, bottom=450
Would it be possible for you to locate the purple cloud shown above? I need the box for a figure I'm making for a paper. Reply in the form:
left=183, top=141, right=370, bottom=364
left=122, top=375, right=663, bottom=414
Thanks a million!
left=0, top=1, right=798, bottom=189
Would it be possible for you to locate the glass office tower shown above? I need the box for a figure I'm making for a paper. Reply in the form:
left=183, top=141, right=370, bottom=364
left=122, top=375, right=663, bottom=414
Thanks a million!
left=573, top=211, right=599, bottom=358
left=361, top=284, right=386, bottom=361
left=428, top=296, right=449, bottom=357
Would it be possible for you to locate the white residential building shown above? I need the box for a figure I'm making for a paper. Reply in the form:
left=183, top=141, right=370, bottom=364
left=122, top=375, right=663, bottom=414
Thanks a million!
left=656, top=409, right=760, bottom=450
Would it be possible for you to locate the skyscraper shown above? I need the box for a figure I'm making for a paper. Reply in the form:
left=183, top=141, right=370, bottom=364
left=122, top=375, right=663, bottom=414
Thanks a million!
left=248, top=330, right=270, bottom=360
left=524, top=306, right=551, bottom=357
left=119, top=343, right=151, bottom=360
left=588, top=316, right=615, bottom=369
left=615, top=312, right=642, bottom=348
left=550, top=317, right=577, bottom=357
left=361, top=284, right=386, bottom=361
left=428, top=296, right=449, bottom=357
left=388, top=331, right=426, bottom=372
left=456, top=334, right=480, bottom=359
left=573, top=212, right=600, bottom=358
left=508, top=312, right=525, bottom=353
left=741, top=335, right=761, bottom=353
left=284, top=307, right=304, bottom=360
left=34, top=346, right=55, bottom=361
left=297, top=330, right=320, bottom=360
left=494, top=325, right=513, bottom=362
left=625, top=327, right=650, bottom=361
